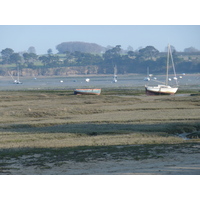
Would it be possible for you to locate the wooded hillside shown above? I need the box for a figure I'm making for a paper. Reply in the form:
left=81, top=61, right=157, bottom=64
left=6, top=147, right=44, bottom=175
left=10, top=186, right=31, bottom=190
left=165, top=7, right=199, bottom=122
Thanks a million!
left=1, top=42, right=200, bottom=76
left=56, top=41, right=105, bottom=54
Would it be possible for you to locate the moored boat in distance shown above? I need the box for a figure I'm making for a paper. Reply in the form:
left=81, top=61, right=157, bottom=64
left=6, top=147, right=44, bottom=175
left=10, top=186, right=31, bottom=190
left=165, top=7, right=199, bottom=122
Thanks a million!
left=13, top=80, right=22, bottom=84
left=74, top=89, right=101, bottom=95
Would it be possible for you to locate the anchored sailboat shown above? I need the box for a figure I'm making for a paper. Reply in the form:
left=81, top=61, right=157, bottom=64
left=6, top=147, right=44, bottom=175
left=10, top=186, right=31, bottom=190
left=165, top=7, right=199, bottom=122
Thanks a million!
left=145, top=44, right=178, bottom=95
left=8, top=66, right=22, bottom=84
left=113, top=65, right=117, bottom=83
left=14, top=66, right=22, bottom=84
left=144, top=67, right=151, bottom=81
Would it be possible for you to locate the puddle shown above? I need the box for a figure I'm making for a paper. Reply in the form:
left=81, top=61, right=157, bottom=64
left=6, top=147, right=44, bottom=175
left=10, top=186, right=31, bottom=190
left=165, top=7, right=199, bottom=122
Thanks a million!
left=176, top=133, right=191, bottom=140
left=176, top=131, right=200, bottom=140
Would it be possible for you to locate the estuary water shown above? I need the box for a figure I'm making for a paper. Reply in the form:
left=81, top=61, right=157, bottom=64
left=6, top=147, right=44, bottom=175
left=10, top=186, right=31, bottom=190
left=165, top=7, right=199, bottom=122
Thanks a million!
left=0, top=74, right=199, bottom=91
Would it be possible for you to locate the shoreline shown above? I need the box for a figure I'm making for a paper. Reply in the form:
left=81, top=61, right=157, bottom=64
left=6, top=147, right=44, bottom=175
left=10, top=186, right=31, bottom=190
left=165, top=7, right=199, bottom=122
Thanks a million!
left=2, top=144, right=200, bottom=175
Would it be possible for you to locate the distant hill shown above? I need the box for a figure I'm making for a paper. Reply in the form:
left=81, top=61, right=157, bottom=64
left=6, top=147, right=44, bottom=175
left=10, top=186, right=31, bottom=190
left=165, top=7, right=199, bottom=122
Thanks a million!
left=56, top=41, right=105, bottom=54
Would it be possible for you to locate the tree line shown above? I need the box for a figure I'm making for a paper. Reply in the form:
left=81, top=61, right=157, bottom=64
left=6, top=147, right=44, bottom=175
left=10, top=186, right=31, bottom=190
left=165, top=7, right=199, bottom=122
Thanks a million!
left=1, top=44, right=200, bottom=76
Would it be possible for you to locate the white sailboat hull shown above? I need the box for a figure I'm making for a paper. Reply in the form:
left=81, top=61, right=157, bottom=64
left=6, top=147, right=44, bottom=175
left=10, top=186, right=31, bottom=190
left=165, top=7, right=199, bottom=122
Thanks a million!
left=145, top=85, right=178, bottom=95
left=145, top=44, right=178, bottom=95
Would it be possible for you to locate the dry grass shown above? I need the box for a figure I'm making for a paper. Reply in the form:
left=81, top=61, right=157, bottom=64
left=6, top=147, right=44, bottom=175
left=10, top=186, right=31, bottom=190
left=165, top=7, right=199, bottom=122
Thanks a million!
left=0, top=90, right=200, bottom=149
left=0, top=131, right=184, bottom=149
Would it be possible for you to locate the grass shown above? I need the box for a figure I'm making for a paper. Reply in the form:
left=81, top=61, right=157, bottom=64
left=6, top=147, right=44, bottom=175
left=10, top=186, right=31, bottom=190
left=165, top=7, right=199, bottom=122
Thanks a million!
left=0, top=89, right=200, bottom=173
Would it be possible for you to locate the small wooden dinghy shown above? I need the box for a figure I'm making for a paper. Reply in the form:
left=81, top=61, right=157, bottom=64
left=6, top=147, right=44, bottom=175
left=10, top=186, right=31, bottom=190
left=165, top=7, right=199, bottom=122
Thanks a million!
left=74, top=89, right=101, bottom=95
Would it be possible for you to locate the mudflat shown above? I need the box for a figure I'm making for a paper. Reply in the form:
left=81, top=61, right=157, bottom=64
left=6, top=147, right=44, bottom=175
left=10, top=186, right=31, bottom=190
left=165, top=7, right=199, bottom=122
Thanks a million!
left=0, top=90, right=200, bottom=174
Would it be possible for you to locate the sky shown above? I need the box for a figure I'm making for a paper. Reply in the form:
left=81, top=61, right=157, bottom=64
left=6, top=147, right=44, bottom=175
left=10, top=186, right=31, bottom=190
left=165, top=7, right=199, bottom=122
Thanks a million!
left=1, top=1, right=200, bottom=55
left=0, top=25, right=200, bottom=55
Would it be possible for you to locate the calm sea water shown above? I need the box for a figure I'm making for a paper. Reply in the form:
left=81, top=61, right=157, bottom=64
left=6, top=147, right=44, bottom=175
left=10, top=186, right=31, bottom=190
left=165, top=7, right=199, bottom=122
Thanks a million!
left=0, top=74, right=199, bottom=91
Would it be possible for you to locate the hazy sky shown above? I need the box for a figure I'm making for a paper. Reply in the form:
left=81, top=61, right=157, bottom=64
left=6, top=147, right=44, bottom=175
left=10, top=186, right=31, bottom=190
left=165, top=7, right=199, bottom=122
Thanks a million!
left=0, top=25, right=200, bottom=55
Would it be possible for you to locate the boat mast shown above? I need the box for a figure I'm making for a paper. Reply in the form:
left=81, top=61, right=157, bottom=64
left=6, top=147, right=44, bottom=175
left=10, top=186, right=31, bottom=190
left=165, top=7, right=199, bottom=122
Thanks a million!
left=169, top=44, right=178, bottom=86
left=17, top=66, right=20, bottom=82
left=8, top=70, right=15, bottom=81
left=166, top=44, right=170, bottom=86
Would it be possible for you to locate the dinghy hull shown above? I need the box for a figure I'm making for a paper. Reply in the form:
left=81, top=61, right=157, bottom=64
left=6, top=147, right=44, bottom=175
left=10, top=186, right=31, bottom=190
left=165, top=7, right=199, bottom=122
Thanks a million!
left=74, top=89, right=101, bottom=95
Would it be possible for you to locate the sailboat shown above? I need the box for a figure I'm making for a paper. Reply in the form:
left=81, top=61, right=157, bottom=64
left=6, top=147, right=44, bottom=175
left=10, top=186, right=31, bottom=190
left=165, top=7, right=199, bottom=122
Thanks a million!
left=113, top=74, right=117, bottom=83
left=144, top=67, right=150, bottom=81
left=113, top=65, right=117, bottom=83
left=145, top=44, right=178, bottom=95
left=8, top=66, right=22, bottom=84
left=13, top=66, right=22, bottom=84
left=8, top=69, right=22, bottom=84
